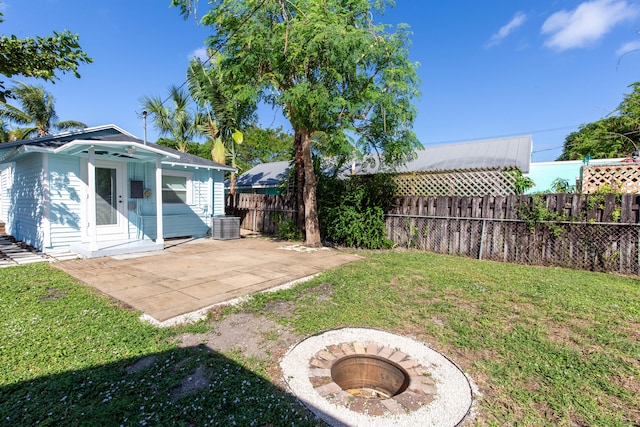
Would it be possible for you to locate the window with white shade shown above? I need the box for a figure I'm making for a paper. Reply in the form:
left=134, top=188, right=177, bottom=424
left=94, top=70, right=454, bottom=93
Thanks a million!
left=162, top=171, right=192, bottom=204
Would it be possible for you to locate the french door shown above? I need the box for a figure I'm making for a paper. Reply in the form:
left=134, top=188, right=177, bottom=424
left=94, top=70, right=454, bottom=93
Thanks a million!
left=95, top=161, right=127, bottom=240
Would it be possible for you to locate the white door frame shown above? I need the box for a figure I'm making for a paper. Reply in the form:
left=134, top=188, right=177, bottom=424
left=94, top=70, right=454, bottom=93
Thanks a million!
left=85, top=157, right=128, bottom=245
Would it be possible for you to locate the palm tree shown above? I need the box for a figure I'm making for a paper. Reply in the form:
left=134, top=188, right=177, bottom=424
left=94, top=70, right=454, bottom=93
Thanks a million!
left=0, top=81, right=86, bottom=139
left=0, top=119, right=9, bottom=143
left=140, top=86, right=198, bottom=153
left=187, top=57, right=255, bottom=194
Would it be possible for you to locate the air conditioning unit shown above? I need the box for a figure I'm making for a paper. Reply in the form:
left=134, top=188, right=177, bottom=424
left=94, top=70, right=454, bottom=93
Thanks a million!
left=211, top=216, right=240, bottom=240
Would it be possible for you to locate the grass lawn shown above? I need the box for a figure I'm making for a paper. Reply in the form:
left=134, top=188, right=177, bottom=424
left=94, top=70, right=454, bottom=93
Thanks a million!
left=1, top=252, right=639, bottom=426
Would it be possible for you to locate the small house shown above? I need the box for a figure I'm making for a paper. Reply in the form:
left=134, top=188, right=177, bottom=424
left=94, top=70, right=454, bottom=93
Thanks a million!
left=0, top=125, right=235, bottom=257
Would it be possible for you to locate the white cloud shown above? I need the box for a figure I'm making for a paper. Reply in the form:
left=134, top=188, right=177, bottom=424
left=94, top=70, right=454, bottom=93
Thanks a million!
left=616, top=39, right=640, bottom=55
left=487, top=12, right=527, bottom=47
left=542, top=0, right=638, bottom=51
left=188, top=47, right=209, bottom=62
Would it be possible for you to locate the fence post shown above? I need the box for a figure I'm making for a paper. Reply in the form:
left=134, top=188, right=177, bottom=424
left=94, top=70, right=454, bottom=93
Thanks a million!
left=478, top=219, right=487, bottom=260
left=253, top=205, right=257, bottom=232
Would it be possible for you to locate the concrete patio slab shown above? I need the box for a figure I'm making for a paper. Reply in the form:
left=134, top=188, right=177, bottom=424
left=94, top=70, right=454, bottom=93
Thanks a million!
left=53, top=237, right=363, bottom=324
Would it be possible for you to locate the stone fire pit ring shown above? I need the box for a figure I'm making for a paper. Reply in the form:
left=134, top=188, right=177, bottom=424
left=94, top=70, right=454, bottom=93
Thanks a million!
left=280, top=328, right=476, bottom=427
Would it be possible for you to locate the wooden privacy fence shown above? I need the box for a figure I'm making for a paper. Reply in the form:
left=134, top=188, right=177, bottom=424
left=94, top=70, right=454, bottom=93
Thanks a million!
left=388, top=194, right=640, bottom=223
left=386, top=194, right=640, bottom=276
left=225, top=193, right=640, bottom=275
left=225, top=193, right=298, bottom=234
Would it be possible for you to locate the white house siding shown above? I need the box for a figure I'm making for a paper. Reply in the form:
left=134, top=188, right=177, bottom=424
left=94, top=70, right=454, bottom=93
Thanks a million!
left=136, top=165, right=213, bottom=239
left=0, top=162, right=14, bottom=224
left=9, top=154, right=44, bottom=248
left=46, top=155, right=83, bottom=251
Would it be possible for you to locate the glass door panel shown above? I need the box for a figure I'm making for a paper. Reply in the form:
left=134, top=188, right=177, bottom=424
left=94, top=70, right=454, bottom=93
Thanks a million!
left=96, top=167, right=118, bottom=226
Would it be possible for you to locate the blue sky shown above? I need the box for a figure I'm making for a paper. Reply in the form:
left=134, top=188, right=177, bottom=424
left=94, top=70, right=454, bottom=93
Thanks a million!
left=2, top=0, right=640, bottom=162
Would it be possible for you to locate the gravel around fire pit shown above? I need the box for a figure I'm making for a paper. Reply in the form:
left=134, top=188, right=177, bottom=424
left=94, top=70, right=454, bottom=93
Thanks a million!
left=281, top=328, right=478, bottom=427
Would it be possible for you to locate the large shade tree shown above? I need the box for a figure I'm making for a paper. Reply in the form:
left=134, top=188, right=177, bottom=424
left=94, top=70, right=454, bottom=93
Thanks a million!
left=0, top=4, right=92, bottom=102
left=173, top=0, right=421, bottom=246
left=0, top=81, right=86, bottom=139
left=558, top=82, right=640, bottom=161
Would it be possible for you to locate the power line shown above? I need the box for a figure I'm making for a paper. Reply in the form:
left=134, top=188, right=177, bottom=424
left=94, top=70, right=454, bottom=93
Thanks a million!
left=421, top=124, right=581, bottom=147
left=532, top=146, right=563, bottom=154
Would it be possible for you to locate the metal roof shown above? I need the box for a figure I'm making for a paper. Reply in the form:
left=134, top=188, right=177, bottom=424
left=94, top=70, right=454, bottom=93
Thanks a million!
left=233, top=135, right=533, bottom=187
left=358, top=135, right=533, bottom=175
left=0, top=124, right=235, bottom=171
left=234, top=161, right=291, bottom=189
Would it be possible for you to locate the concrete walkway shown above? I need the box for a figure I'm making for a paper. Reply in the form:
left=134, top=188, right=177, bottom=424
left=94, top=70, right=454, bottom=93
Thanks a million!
left=54, top=237, right=363, bottom=325
left=0, top=235, right=78, bottom=267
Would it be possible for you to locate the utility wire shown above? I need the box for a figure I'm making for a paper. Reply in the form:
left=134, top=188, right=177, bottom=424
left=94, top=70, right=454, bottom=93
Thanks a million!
left=421, top=124, right=581, bottom=147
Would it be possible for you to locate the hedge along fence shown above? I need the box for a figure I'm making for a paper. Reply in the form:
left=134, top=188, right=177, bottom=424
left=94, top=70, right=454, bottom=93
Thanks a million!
left=386, top=194, right=640, bottom=276
left=225, top=193, right=640, bottom=275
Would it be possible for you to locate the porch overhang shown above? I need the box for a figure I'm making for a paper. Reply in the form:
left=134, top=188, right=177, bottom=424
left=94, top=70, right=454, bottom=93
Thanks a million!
left=53, top=140, right=181, bottom=162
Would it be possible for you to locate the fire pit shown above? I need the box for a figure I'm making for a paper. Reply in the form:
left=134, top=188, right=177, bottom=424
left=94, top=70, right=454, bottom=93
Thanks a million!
left=331, top=354, right=410, bottom=399
left=281, top=328, right=477, bottom=427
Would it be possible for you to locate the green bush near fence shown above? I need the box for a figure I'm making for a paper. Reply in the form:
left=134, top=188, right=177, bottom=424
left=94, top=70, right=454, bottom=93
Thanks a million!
left=317, top=172, right=397, bottom=249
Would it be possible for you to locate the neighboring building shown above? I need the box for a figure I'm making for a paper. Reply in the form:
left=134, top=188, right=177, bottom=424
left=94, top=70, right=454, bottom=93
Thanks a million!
left=231, top=135, right=533, bottom=197
left=231, top=160, right=291, bottom=194
left=381, top=135, right=532, bottom=197
left=525, top=157, right=640, bottom=194
left=0, top=125, right=235, bottom=257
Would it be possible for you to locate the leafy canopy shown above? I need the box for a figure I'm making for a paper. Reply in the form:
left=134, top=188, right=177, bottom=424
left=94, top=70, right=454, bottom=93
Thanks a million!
left=172, top=0, right=421, bottom=166
left=558, top=82, right=640, bottom=160
left=0, top=6, right=92, bottom=102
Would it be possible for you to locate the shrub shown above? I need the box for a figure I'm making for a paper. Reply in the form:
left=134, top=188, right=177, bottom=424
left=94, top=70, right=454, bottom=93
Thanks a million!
left=317, top=172, right=396, bottom=249
left=271, top=213, right=303, bottom=241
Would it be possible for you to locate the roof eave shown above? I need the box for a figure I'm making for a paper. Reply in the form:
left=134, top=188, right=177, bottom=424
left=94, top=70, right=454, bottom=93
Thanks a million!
left=0, top=145, right=53, bottom=163
left=53, top=139, right=182, bottom=159
left=163, top=161, right=236, bottom=172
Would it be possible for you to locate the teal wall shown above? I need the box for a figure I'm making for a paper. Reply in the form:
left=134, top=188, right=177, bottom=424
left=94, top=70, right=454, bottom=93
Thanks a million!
left=526, top=158, right=628, bottom=194
left=526, top=161, right=583, bottom=194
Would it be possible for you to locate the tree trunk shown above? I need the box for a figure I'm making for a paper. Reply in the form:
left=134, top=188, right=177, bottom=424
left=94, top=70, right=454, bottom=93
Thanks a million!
left=229, top=172, right=237, bottom=196
left=294, top=130, right=305, bottom=234
left=300, top=130, right=321, bottom=247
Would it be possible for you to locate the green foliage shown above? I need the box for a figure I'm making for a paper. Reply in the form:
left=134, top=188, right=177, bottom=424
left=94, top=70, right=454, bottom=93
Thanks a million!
left=271, top=212, right=303, bottom=241
left=140, top=85, right=199, bottom=153
left=186, top=58, right=256, bottom=163
left=0, top=81, right=86, bottom=139
left=509, top=169, right=535, bottom=194
left=549, top=177, right=576, bottom=193
left=516, top=194, right=566, bottom=237
left=585, top=184, right=623, bottom=222
left=318, top=172, right=396, bottom=249
left=0, top=6, right=92, bottom=102
left=558, top=82, right=640, bottom=161
left=234, top=125, right=293, bottom=173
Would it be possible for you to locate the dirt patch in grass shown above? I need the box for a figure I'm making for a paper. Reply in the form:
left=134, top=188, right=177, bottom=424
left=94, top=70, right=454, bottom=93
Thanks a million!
left=177, top=312, right=302, bottom=362
left=39, top=287, right=68, bottom=301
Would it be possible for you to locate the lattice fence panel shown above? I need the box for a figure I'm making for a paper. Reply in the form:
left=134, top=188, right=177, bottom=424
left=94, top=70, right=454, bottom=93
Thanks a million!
left=582, top=164, right=640, bottom=194
left=394, top=169, right=518, bottom=197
